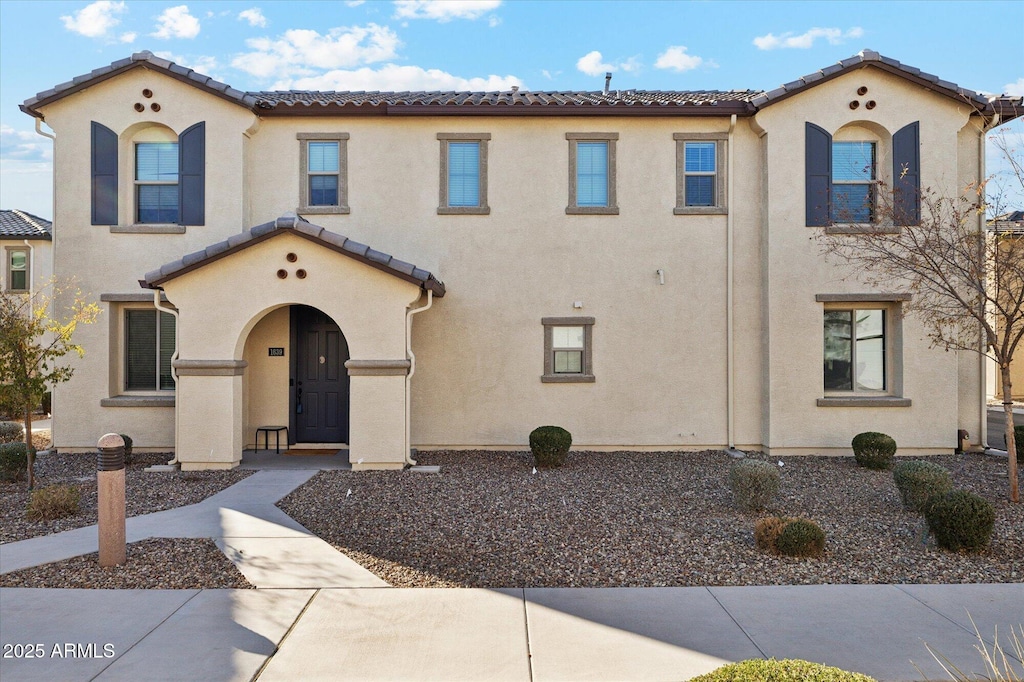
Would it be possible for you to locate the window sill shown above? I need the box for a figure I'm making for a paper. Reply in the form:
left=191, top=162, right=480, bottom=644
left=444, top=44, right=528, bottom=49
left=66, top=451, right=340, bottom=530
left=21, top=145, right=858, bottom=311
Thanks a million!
left=298, top=206, right=350, bottom=215
left=817, top=396, right=911, bottom=408
left=111, top=224, right=186, bottom=234
left=438, top=206, right=490, bottom=215
left=101, top=395, right=175, bottom=408
left=542, top=374, right=596, bottom=383
left=824, top=224, right=901, bottom=235
left=566, top=206, right=619, bottom=215
left=674, top=206, right=727, bottom=215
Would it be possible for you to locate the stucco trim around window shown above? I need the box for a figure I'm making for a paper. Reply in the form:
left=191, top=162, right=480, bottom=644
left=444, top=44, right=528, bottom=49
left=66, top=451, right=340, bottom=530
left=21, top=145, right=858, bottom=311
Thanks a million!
left=673, top=132, right=728, bottom=215
left=815, top=293, right=912, bottom=302
left=437, top=133, right=491, bottom=215
left=816, top=396, right=912, bottom=407
left=298, top=133, right=350, bottom=215
left=820, top=298, right=906, bottom=401
left=173, top=359, right=248, bottom=376
left=566, top=133, right=618, bottom=215
left=542, top=316, right=595, bottom=383
left=345, top=359, right=411, bottom=376
left=100, top=395, right=175, bottom=408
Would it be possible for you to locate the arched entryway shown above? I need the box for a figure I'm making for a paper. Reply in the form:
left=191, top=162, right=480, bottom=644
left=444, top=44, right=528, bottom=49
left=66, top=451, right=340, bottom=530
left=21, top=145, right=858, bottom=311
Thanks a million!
left=290, top=305, right=350, bottom=444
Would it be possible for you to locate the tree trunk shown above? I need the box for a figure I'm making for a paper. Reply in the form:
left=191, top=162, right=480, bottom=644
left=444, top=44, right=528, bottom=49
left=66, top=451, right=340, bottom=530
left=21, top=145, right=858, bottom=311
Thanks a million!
left=24, top=407, right=35, bottom=491
left=1000, top=365, right=1020, bottom=503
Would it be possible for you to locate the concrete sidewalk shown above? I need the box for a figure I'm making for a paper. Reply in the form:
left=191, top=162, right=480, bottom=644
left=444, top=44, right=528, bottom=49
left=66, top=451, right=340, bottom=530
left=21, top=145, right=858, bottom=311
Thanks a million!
left=2, top=471, right=1022, bottom=681
left=1, top=583, right=1021, bottom=681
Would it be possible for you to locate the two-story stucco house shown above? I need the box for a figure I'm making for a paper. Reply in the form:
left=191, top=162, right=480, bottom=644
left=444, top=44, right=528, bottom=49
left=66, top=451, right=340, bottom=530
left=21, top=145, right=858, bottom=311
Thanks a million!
left=18, top=50, right=1022, bottom=470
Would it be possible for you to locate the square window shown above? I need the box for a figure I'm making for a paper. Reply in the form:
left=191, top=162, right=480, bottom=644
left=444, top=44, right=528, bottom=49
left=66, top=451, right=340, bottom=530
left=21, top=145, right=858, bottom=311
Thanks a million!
left=566, top=133, right=618, bottom=215
left=542, top=317, right=595, bottom=383
left=674, top=135, right=727, bottom=214
left=438, top=134, right=490, bottom=214
left=298, top=134, right=350, bottom=214
left=135, top=142, right=179, bottom=224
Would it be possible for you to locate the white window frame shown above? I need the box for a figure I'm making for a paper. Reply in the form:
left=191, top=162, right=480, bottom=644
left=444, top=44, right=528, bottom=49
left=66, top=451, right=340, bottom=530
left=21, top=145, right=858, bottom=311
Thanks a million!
left=134, top=140, right=179, bottom=225
left=5, top=247, right=29, bottom=292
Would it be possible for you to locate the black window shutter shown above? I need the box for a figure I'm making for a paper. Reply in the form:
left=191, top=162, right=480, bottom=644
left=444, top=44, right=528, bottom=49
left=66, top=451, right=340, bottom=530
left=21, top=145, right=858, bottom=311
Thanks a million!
left=178, top=122, right=205, bottom=225
left=893, top=121, right=920, bottom=225
left=91, top=122, right=118, bottom=225
left=805, top=123, right=832, bottom=227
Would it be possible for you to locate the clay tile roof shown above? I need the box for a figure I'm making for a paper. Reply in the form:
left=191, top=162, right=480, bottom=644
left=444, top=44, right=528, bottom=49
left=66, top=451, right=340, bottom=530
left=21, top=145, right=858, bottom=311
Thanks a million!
left=20, top=51, right=258, bottom=118
left=141, top=213, right=445, bottom=296
left=0, top=210, right=52, bottom=240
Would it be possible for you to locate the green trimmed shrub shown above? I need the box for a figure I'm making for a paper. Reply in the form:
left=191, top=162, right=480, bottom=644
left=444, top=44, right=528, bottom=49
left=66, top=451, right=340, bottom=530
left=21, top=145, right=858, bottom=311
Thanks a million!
left=120, top=434, right=134, bottom=466
left=892, top=460, right=953, bottom=513
left=775, top=518, right=827, bottom=558
left=0, top=442, right=28, bottom=482
left=852, top=431, right=897, bottom=470
left=691, top=658, right=877, bottom=681
left=754, top=516, right=794, bottom=553
left=925, top=490, right=995, bottom=552
left=529, top=426, right=572, bottom=468
left=0, top=421, right=24, bottom=444
left=729, top=459, right=781, bottom=511
left=1015, top=424, right=1023, bottom=464
left=26, top=485, right=81, bottom=521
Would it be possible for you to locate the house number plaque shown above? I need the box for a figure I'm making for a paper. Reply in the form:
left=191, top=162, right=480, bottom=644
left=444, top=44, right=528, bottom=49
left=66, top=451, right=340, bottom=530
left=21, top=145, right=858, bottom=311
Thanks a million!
left=268, top=348, right=285, bottom=357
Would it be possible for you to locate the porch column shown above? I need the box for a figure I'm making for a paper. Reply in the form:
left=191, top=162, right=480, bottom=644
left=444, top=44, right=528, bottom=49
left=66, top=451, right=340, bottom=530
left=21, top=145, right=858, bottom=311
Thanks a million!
left=173, top=360, right=247, bottom=470
left=346, top=359, right=410, bottom=470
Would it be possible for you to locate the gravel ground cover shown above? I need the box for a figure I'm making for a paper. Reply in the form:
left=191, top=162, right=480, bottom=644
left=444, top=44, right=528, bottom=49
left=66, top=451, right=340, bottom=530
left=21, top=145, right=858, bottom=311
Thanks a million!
left=277, top=450, right=1023, bottom=588
left=0, top=451, right=254, bottom=544
left=0, top=538, right=253, bottom=589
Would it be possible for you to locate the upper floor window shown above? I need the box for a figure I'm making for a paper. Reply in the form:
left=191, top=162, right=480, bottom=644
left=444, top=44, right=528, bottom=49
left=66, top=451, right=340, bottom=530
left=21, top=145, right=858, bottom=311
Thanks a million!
left=832, top=142, right=876, bottom=224
left=674, top=134, right=728, bottom=215
left=6, top=248, right=28, bottom=292
left=437, top=133, right=490, bottom=214
left=135, top=142, right=179, bottom=224
left=566, top=133, right=618, bottom=215
left=298, top=133, right=349, bottom=215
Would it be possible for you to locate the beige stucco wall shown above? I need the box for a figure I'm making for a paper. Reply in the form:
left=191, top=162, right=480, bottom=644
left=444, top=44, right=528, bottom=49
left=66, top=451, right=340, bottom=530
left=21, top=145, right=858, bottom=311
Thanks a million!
left=753, top=67, right=983, bottom=454
left=32, top=61, right=993, bottom=461
left=160, top=230, right=421, bottom=468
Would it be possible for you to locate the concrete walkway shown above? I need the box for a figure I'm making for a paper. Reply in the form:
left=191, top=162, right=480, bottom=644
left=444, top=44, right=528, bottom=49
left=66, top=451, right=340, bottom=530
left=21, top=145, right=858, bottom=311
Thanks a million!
left=2, top=472, right=1022, bottom=681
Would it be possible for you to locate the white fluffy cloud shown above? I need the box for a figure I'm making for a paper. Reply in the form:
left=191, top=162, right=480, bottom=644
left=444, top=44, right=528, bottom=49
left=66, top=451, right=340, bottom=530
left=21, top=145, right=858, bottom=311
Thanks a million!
left=393, top=1, right=501, bottom=22
left=576, top=51, right=640, bottom=77
left=753, top=27, right=864, bottom=50
left=120, top=31, right=137, bottom=43
left=238, top=8, right=267, bottom=28
left=60, top=1, right=126, bottom=38
left=282, top=64, right=522, bottom=91
left=1005, top=78, right=1024, bottom=97
left=654, top=46, right=706, bottom=73
left=152, top=5, right=201, bottom=40
left=232, top=24, right=400, bottom=79
left=0, top=124, right=53, bottom=163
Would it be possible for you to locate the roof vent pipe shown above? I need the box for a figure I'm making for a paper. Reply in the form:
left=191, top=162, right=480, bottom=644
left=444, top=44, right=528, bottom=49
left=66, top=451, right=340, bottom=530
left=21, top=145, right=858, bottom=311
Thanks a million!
left=604, top=72, right=612, bottom=95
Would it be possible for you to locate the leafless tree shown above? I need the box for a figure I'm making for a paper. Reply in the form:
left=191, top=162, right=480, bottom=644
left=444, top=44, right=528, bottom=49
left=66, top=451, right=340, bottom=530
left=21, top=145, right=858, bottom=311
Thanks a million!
left=819, top=131, right=1022, bottom=503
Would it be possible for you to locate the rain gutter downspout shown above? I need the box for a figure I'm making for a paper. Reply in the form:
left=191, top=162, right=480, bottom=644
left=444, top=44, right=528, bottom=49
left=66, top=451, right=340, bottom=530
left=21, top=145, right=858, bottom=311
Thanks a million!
left=153, top=289, right=180, bottom=465
left=405, top=289, right=433, bottom=465
left=33, top=119, right=56, bottom=288
left=979, top=112, right=1002, bottom=449
left=726, top=114, right=742, bottom=457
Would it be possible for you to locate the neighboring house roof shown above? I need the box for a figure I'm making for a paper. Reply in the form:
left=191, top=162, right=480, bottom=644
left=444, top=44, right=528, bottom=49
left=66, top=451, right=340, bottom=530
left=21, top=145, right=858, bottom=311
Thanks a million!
left=0, top=209, right=52, bottom=240
left=21, top=50, right=1023, bottom=121
left=141, top=213, right=446, bottom=296
left=989, top=211, right=1024, bottom=233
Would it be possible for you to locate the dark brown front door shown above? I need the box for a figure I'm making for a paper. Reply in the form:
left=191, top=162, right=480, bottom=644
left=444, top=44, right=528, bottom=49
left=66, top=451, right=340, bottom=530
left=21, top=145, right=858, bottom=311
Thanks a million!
left=293, top=306, right=350, bottom=443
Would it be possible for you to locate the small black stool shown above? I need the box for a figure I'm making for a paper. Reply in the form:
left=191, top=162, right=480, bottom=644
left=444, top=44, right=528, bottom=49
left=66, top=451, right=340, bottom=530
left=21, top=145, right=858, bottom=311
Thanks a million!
left=256, top=426, right=288, bottom=453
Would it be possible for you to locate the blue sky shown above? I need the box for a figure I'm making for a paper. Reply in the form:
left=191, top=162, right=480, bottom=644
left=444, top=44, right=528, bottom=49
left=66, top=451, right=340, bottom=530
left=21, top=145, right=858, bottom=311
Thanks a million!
left=2, top=0, right=1022, bottom=220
